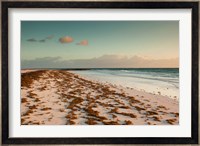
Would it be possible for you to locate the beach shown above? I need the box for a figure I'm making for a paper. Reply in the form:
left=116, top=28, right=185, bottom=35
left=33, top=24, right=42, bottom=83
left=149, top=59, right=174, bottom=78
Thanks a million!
left=21, top=69, right=179, bottom=125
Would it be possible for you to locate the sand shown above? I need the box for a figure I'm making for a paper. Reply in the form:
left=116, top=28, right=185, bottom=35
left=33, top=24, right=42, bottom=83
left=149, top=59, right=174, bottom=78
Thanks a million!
left=21, top=69, right=179, bottom=125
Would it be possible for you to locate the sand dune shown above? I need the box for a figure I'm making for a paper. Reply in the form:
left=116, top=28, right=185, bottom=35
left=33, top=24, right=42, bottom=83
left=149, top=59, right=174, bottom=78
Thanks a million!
left=21, top=70, right=179, bottom=125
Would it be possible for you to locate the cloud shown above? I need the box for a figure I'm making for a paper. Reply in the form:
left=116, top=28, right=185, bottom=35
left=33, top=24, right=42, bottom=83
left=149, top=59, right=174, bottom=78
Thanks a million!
left=26, top=35, right=54, bottom=43
left=22, top=55, right=179, bottom=69
left=77, top=40, right=88, bottom=46
left=27, top=38, right=37, bottom=42
left=59, top=36, right=73, bottom=43
left=39, top=39, right=46, bottom=43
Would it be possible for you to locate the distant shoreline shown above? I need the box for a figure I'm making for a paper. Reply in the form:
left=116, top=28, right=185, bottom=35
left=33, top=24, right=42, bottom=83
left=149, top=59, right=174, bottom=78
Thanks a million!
left=21, top=68, right=179, bottom=70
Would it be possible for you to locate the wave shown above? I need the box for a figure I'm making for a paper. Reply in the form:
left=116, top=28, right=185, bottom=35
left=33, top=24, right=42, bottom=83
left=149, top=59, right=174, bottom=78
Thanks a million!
left=72, top=69, right=179, bottom=99
left=89, top=69, right=179, bottom=88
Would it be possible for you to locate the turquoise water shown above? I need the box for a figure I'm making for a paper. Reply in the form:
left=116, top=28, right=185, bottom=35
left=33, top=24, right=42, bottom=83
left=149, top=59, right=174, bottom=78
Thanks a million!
left=87, top=68, right=179, bottom=88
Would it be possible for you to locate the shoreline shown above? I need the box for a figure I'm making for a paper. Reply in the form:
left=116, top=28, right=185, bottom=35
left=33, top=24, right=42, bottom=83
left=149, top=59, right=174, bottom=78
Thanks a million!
left=21, top=69, right=179, bottom=125
left=70, top=70, right=179, bottom=101
left=70, top=70, right=179, bottom=100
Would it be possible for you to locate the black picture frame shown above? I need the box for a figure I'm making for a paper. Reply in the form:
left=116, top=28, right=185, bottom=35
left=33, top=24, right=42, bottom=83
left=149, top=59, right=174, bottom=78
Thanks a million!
left=1, top=1, right=199, bottom=145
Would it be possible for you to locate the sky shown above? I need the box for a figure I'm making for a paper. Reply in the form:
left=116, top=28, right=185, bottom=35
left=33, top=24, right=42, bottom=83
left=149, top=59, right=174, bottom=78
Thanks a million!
left=21, top=21, right=179, bottom=68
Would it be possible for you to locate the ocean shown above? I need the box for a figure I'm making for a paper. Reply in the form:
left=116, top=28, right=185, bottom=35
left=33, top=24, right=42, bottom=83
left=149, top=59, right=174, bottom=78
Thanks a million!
left=71, top=68, right=179, bottom=100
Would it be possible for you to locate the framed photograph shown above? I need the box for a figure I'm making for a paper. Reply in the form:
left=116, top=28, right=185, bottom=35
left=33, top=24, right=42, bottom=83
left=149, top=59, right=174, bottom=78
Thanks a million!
left=2, top=1, right=199, bottom=145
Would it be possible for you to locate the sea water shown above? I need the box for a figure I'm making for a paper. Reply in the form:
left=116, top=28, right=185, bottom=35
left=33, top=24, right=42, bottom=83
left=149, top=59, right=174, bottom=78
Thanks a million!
left=71, top=68, right=179, bottom=100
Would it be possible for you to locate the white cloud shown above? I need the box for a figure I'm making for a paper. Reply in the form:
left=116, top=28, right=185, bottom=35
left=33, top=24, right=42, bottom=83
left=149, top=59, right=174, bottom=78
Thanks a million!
left=22, top=55, right=178, bottom=69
